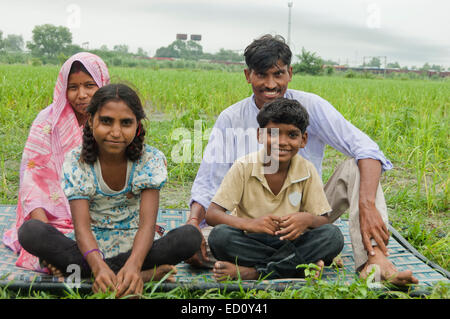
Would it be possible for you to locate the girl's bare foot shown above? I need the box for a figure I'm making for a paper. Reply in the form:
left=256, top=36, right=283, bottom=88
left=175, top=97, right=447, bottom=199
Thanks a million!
left=314, top=260, right=325, bottom=278
left=141, top=264, right=177, bottom=283
left=360, top=246, right=419, bottom=286
left=41, top=260, right=64, bottom=278
left=212, top=261, right=259, bottom=281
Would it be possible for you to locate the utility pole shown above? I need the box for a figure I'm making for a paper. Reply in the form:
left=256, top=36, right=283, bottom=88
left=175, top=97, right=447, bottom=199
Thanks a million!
left=287, top=1, right=293, bottom=47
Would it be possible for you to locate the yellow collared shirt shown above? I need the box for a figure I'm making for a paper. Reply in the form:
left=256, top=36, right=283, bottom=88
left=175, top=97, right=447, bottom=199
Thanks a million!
left=212, top=149, right=331, bottom=219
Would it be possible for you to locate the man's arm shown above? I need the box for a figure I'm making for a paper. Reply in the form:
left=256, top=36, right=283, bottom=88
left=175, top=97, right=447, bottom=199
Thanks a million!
left=187, top=201, right=206, bottom=228
left=358, top=159, right=389, bottom=256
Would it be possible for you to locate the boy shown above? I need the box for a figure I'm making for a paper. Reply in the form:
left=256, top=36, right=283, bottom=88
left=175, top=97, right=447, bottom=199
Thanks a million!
left=205, top=98, right=344, bottom=280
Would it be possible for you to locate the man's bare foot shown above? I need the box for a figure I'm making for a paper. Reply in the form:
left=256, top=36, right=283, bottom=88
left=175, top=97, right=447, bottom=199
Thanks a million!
left=360, top=246, right=419, bottom=286
left=212, top=261, right=259, bottom=281
left=141, top=265, right=177, bottom=283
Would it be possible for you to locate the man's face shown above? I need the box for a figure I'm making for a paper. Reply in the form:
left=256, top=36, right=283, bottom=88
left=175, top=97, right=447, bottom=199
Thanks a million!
left=244, top=60, right=293, bottom=109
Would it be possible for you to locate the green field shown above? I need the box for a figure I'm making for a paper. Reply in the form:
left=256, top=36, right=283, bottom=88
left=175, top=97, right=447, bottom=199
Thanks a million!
left=0, top=64, right=448, bottom=298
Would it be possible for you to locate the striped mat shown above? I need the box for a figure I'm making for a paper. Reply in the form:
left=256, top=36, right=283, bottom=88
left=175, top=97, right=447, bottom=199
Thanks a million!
left=1, top=205, right=448, bottom=294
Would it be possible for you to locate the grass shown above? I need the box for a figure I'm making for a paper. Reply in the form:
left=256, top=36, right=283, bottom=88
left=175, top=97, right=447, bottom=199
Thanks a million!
left=0, top=64, right=448, bottom=298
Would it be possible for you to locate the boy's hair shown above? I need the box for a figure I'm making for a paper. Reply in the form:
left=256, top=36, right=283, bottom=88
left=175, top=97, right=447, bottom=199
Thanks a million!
left=244, top=34, right=292, bottom=72
left=257, top=98, right=309, bottom=134
left=81, top=83, right=146, bottom=164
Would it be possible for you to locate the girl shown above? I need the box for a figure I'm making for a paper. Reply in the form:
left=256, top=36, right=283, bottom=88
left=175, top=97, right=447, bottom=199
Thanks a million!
left=3, top=52, right=110, bottom=273
left=18, top=84, right=202, bottom=297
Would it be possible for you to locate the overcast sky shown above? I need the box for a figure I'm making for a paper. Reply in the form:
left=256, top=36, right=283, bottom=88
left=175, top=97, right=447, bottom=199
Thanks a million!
left=1, top=0, right=449, bottom=67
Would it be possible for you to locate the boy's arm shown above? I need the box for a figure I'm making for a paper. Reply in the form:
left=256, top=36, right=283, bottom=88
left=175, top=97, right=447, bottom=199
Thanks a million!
left=206, top=202, right=280, bottom=235
left=70, top=199, right=117, bottom=293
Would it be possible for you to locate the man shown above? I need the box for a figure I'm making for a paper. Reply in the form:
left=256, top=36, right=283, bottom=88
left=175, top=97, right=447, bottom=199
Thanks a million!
left=186, top=34, right=418, bottom=286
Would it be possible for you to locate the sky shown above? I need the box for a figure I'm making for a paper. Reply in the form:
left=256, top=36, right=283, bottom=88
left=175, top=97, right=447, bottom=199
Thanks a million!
left=1, top=0, right=449, bottom=68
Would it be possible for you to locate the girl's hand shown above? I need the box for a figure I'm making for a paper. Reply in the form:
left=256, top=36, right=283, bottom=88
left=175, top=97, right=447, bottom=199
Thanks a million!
left=92, top=264, right=117, bottom=295
left=116, top=263, right=144, bottom=298
left=275, top=212, right=312, bottom=241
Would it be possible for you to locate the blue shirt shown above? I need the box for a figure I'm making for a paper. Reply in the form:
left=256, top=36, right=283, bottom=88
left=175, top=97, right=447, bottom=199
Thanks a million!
left=190, top=89, right=392, bottom=211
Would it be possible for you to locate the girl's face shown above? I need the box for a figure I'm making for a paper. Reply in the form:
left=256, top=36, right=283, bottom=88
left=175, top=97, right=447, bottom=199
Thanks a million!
left=67, top=71, right=98, bottom=123
left=89, top=100, right=138, bottom=158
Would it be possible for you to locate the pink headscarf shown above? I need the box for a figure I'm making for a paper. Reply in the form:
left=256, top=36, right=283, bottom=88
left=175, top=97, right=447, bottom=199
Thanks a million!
left=3, top=52, right=110, bottom=272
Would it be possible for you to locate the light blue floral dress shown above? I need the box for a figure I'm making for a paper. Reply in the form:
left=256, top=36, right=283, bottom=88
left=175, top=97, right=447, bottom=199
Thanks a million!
left=61, top=144, right=167, bottom=259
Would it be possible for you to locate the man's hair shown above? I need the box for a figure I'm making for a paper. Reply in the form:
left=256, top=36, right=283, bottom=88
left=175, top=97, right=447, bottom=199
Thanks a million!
left=244, top=34, right=292, bottom=72
left=257, top=98, right=309, bottom=134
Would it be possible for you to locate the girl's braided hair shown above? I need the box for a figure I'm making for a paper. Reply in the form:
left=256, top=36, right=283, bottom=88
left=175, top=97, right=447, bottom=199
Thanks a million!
left=81, top=83, right=146, bottom=164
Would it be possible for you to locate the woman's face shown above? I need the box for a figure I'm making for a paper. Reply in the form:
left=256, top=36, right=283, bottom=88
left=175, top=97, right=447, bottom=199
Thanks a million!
left=67, top=71, right=98, bottom=123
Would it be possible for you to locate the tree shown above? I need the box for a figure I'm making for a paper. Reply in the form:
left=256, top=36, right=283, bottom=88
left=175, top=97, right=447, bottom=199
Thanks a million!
left=420, top=63, right=431, bottom=71
left=4, top=34, right=24, bottom=52
left=430, top=64, right=443, bottom=72
left=387, top=61, right=400, bottom=69
left=211, top=48, right=243, bottom=62
left=0, top=31, right=4, bottom=51
left=155, top=40, right=198, bottom=60
left=292, top=48, right=324, bottom=75
left=113, top=44, right=129, bottom=54
left=27, top=24, right=72, bottom=62
left=136, top=47, right=148, bottom=57
left=365, top=57, right=381, bottom=68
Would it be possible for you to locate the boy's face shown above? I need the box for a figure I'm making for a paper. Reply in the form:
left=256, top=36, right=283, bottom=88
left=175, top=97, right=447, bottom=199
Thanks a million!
left=258, top=121, right=307, bottom=165
left=244, top=60, right=293, bottom=109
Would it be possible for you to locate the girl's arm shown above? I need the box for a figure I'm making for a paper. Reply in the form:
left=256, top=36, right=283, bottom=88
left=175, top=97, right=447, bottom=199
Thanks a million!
left=70, top=199, right=117, bottom=293
left=116, top=188, right=159, bottom=297
left=30, top=208, right=49, bottom=223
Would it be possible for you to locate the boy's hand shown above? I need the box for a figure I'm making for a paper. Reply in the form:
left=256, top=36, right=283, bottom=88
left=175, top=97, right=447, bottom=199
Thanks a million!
left=246, top=215, right=281, bottom=235
left=116, top=262, right=144, bottom=298
left=275, top=212, right=312, bottom=241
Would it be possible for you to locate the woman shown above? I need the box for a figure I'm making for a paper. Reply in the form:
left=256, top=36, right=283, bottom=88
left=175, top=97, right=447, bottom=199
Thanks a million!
left=2, top=52, right=110, bottom=273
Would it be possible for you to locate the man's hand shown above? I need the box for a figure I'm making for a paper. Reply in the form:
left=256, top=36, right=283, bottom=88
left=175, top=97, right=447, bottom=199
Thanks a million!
left=185, top=202, right=210, bottom=267
left=359, top=202, right=389, bottom=257
left=357, top=158, right=389, bottom=257
left=184, top=219, right=210, bottom=267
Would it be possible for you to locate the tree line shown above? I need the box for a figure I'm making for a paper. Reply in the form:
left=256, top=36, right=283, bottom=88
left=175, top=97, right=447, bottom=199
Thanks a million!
left=0, top=24, right=244, bottom=67
left=1, top=24, right=448, bottom=75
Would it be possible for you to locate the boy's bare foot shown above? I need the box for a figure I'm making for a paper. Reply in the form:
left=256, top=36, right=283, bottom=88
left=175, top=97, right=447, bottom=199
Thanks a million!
left=141, top=264, right=177, bottom=283
left=212, top=261, right=259, bottom=281
left=360, top=246, right=419, bottom=286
